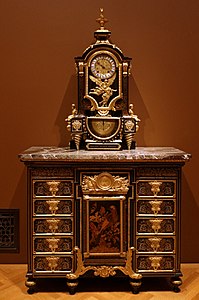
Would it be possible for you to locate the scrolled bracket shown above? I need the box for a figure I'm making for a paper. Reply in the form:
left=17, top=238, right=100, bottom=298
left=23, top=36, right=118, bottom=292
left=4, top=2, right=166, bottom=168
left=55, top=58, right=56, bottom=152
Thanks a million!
left=66, top=246, right=142, bottom=280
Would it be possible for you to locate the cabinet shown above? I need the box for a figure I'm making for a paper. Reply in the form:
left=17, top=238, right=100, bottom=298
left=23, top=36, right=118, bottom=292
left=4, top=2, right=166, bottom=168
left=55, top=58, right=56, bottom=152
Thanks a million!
left=19, top=146, right=190, bottom=294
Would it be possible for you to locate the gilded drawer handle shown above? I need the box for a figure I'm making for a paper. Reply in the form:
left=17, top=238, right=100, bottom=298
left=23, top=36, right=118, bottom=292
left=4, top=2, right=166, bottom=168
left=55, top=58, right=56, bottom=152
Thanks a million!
left=149, top=237, right=161, bottom=252
left=46, top=219, right=60, bottom=233
left=46, top=200, right=60, bottom=215
left=149, top=181, right=162, bottom=197
left=149, top=256, right=162, bottom=271
left=46, top=238, right=60, bottom=252
left=149, top=219, right=163, bottom=233
left=47, top=181, right=60, bottom=196
left=46, top=257, right=59, bottom=271
left=149, top=200, right=162, bottom=215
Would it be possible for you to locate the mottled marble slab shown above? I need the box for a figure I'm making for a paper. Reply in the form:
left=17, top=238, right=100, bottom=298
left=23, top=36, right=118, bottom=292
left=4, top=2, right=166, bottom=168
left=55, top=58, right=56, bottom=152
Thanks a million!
left=18, top=146, right=191, bottom=162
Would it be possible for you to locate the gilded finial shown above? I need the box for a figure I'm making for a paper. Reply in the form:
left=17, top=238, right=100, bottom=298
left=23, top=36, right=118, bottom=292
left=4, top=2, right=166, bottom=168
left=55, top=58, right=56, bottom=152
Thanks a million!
left=96, top=8, right=108, bottom=29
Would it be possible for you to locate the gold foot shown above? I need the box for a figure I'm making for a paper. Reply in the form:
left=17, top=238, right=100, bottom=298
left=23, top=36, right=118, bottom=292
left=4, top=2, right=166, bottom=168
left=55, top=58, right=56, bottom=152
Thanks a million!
left=25, top=279, right=36, bottom=294
left=171, top=277, right=182, bottom=293
left=66, top=280, right=79, bottom=295
left=130, top=279, right=142, bottom=294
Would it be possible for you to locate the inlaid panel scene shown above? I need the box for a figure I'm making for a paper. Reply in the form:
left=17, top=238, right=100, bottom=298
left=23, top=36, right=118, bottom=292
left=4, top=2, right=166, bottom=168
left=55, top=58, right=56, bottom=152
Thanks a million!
left=89, top=200, right=121, bottom=254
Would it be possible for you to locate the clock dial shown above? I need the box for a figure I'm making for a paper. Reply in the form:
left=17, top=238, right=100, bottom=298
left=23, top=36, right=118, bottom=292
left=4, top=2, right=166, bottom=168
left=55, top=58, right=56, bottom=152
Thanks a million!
left=90, top=55, right=116, bottom=79
left=86, top=117, right=121, bottom=140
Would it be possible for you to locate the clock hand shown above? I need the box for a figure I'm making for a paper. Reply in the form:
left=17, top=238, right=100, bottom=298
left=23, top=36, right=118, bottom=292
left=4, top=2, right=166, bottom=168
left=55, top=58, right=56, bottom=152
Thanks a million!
left=96, top=62, right=106, bottom=69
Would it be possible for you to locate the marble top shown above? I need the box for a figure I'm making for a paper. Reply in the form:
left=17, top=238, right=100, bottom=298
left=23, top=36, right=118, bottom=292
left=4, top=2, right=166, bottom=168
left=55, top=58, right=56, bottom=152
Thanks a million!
left=18, top=146, right=191, bottom=162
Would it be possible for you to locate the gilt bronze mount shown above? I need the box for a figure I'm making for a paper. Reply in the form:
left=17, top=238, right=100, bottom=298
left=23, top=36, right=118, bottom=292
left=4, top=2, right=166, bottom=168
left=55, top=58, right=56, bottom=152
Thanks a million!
left=65, top=8, right=140, bottom=150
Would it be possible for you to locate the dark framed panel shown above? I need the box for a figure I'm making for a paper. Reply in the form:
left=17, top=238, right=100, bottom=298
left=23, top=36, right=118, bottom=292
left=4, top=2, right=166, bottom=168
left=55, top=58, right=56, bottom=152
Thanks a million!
left=0, top=209, right=19, bottom=253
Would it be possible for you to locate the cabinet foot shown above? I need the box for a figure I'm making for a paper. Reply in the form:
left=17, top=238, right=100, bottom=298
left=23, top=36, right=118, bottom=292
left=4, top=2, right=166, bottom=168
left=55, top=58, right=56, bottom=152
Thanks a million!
left=171, top=277, right=182, bottom=293
left=129, top=279, right=142, bottom=294
left=66, top=280, right=78, bottom=295
left=25, top=279, right=36, bottom=294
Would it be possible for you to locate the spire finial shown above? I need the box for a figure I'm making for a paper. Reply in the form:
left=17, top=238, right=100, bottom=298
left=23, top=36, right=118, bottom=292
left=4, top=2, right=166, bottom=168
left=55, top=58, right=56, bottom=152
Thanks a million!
left=96, top=8, right=108, bottom=29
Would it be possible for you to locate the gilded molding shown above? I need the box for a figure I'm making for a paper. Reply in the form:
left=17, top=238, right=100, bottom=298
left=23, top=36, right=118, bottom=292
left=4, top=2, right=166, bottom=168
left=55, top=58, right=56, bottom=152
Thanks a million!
left=66, top=247, right=142, bottom=280
left=81, top=172, right=129, bottom=194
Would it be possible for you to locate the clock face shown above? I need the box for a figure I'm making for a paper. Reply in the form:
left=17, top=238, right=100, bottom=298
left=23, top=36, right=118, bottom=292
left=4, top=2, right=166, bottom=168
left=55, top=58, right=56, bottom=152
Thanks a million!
left=86, top=117, right=121, bottom=140
left=90, top=55, right=116, bottom=79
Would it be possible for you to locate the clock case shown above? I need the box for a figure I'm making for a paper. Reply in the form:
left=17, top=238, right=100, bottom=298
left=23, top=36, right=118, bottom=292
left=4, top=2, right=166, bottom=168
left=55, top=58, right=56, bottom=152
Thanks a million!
left=66, top=13, right=140, bottom=151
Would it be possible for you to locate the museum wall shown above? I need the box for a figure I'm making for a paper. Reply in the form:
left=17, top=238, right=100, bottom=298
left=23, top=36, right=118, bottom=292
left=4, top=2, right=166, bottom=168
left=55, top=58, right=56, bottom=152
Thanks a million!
left=0, top=0, right=198, bottom=263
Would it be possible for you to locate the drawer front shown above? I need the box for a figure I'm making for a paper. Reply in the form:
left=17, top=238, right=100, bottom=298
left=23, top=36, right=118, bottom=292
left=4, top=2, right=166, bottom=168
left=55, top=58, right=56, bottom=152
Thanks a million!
left=33, top=218, right=73, bottom=235
left=136, top=255, right=175, bottom=272
left=136, top=237, right=175, bottom=253
left=33, top=255, right=73, bottom=273
left=33, top=180, right=74, bottom=197
left=137, top=199, right=175, bottom=216
left=136, top=180, right=176, bottom=198
left=33, top=237, right=73, bottom=254
left=137, top=218, right=175, bottom=234
left=34, top=199, right=73, bottom=215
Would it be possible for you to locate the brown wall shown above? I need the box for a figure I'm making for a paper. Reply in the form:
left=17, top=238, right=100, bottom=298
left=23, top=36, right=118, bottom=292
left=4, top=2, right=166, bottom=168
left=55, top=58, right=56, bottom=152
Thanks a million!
left=0, top=0, right=198, bottom=263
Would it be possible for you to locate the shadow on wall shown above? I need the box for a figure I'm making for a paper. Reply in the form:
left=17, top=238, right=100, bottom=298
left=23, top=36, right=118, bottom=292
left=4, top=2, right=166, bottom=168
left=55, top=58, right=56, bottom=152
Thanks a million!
left=55, top=74, right=77, bottom=147
left=9, top=168, right=27, bottom=263
left=181, top=172, right=199, bottom=263
left=54, top=73, right=151, bottom=148
left=129, top=76, right=150, bottom=146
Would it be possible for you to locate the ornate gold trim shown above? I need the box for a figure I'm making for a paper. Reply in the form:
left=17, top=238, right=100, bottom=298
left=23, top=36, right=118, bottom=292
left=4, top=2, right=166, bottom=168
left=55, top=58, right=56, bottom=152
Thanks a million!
left=66, top=247, right=142, bottom=280
left=46, top=200, right=60, bottom=215
left=149, top=200, right=163, bottom=215
left=125, top=132, right=134, bottom=150
left=46, top=256, right=59, bottom=271
left=73, top=134, right=82, bottom=150
left=85, top=50, right=122, bottom=114
left=25, top=280, right=36, bottom=288
left=82, top=172, right=129, bottom=194
left=149, top=181, right=162, bottom=197
left=148, top=237, right=161, bottom=252
left=46, top=238, right=60, bottom=252
left=149, top=219, right=163, bottom=233
left=47, top=181, right=60, bottom=197
left=149, top=256, right=162, bottom=271
left=46, top=219, right=60, bottom=233
left=96, top=8, right=108, bottom=30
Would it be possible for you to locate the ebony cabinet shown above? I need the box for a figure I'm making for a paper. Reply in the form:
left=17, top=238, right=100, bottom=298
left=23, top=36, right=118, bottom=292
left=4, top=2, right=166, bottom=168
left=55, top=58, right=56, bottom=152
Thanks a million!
left=19, top=146, right=190, bottom=294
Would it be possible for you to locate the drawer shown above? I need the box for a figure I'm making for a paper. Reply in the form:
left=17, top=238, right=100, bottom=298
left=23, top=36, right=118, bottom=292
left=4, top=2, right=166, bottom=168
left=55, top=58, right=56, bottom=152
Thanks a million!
left=33, top=255, right=73, bottom=273
left=136, top=255, right=175, bottom=272
left=137, top=199, right=175, bottom=216
left=136, top=180, right=176, bottom=198
left=137, top=218, right=175, bottom=235
left=33, top=180, right=74, bottom=197
left=33, top=236, right=73, bottom=254
left=136, top=237, right=175, bottom=253
left=33, top=199, right=73, bottom=216
left=33, top=218, right=73, bottom=235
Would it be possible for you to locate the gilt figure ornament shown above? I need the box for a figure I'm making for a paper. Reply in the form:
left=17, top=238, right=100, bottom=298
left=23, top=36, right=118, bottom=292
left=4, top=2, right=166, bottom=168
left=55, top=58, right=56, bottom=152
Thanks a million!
left=65, top=9, right=140, bottom=150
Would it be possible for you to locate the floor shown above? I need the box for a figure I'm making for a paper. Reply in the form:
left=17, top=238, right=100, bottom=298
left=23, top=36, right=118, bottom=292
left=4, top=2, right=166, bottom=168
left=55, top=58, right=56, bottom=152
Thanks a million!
left=0, top=264, right=199, bottom=300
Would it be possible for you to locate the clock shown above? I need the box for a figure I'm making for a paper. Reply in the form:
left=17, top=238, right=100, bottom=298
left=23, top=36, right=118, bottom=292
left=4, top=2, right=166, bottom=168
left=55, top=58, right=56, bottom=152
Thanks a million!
left=90, top=55, right=116, bottom=79
left=66, top=8, right=140, bottom=151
